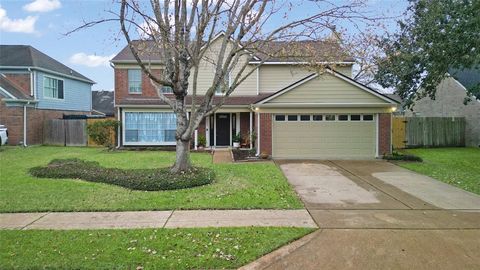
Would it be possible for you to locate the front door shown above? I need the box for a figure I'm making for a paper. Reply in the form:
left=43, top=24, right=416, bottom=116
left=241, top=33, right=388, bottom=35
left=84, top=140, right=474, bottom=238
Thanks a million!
left=216, top=113, right=230, bottom=146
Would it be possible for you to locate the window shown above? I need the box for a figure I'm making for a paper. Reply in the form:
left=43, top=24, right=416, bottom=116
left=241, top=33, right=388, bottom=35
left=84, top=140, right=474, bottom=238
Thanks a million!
left=338, top=115, right=349, bottom=121
left=161, top=86, right=173, bottom=94
left=128, top=69, right=142, bottom=93
left=275, top=115, right=285, bottom=121
left=363, top=114, right=374, bottom=121
left=287, top=115, right=298, bottom=121
left=325, top=114, right=336, bottom=121
left=312, top=115, right=323, bottom=121
left=351, top=115, right=361, bottom=121
left=124, top=112, right=176, bottom=144
left=300, top=115, right=311, bottom=121
left=43, top=77, right=64, bottom=99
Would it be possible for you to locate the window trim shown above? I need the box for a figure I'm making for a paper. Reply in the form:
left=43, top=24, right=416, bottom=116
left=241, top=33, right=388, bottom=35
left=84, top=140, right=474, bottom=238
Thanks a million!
left=122, top=109, right=177, bottom=146
left=128, top=69, right=142, bottom=94
left=43, top=75, right=64, bottom=100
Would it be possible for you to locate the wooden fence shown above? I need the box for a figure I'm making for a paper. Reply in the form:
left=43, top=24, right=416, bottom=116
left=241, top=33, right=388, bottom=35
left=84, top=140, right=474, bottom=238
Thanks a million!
left=392, top=117, right=465, bottom=149
left=43, top=118, right=116, bottom=147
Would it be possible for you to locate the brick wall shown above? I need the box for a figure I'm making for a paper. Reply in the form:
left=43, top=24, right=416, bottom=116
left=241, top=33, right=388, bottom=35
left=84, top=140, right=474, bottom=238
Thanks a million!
left=3, top=73, right=31, bottom=96
left=259, top=113, right=272, bottom=156
left=114, top=68, right=163, bottom=104
left=378, top=113, right=392, bottom=156
left=0, top=100, right=88, bottom=145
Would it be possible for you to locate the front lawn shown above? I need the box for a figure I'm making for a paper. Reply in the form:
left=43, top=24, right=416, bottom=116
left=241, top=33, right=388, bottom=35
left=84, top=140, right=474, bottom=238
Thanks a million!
left=397, top=148, right=480, bottom=195
left=0, top=146, right=303, bottom=212
left=0, top=227, right=312, bottom=269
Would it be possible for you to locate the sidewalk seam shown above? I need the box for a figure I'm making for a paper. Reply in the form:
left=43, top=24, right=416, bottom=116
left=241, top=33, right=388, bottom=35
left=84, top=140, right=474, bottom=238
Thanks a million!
left=163, top=210, right=175, bottom=228
left=21, top=212, right=50, bottom=230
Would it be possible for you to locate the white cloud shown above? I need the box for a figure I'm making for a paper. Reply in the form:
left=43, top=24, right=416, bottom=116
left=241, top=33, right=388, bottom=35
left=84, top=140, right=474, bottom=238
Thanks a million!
left=0, top=6, right=37, bottom=34
left=69, top=53, right=115, bottom=67
left=23, top=0, right=61, bottom=13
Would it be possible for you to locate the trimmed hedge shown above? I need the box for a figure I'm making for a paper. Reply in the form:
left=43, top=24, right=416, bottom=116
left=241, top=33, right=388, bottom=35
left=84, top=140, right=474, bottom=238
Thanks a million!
left=29, top=159, right=214, bottom=191
left=383, top=152, right=423, bottom=162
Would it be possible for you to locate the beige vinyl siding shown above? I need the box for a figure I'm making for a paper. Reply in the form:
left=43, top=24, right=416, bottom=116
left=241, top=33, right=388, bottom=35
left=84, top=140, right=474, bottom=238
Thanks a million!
left=267, top=73, right=386, bottom=104
left=333, top=65, right=352, bottom=77
left=272, top=119, right=376, bottom=159
left=187, top=38, right=257, bottom=96
left=258, top=65, right=312, bottom=93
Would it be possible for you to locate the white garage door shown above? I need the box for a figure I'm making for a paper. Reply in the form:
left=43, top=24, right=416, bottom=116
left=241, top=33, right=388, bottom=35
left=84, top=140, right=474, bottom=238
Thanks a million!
left=272, top=114, right=377, bottom=159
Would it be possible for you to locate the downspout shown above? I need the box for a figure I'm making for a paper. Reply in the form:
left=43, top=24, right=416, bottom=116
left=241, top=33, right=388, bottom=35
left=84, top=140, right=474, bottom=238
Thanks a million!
left=116, top=107, right=121, bottom=149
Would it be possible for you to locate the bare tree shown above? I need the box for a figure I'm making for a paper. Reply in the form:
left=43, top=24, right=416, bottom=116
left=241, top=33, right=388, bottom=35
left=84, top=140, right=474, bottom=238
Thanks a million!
left=71, top=0, right=381, bottom=173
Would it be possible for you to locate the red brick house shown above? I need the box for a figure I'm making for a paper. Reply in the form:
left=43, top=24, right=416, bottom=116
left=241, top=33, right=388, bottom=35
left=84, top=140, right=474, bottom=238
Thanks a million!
left=111, top=35, right=397, bottom=159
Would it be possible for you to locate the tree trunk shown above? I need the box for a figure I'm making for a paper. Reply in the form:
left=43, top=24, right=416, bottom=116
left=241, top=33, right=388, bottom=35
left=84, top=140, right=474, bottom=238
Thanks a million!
left=171, top=138, right=192, bottom=173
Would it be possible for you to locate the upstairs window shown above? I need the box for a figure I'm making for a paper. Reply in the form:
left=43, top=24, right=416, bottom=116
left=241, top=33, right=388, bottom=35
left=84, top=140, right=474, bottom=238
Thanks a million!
left=128, top=69, right=142, bottom=93
left=44, top=76, right=64, bottom=99
left=161, top=86, right=173, bottom=94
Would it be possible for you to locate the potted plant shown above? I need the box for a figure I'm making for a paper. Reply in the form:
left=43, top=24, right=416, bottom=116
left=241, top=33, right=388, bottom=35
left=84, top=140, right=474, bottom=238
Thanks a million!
left=197, top=135, right=206, bottom=150
left=232, top=132, right=241, bottom=148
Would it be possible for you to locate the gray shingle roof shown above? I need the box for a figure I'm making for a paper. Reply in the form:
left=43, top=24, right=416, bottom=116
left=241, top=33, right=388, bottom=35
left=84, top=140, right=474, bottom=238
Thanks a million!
left=111, top=38, right=355, bottom=64
left=0, top=74, right=33, bottom=100
left=0, top=45, right=95, bottom=84
left=450, top=67, right=480, bottom=90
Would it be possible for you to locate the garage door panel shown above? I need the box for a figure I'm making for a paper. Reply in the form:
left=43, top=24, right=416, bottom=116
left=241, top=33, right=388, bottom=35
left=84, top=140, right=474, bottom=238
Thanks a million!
left=273, top=119, right=376, bottom=159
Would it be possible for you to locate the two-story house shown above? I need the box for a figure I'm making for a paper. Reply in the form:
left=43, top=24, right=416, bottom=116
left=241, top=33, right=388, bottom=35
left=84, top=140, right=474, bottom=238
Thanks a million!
left=111, top=34, right=397, bottom=159
left=0, top=45, right=94, bottom=145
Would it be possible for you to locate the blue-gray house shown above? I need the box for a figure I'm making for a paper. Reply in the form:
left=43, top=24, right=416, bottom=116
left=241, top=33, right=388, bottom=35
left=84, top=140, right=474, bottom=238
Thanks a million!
left=0, top=45, right=95, bottom=145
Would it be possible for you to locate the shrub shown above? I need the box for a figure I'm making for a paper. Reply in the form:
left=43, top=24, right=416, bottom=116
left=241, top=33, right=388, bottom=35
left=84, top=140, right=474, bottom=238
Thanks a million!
left=383, top=151, right=423, bottom=162
left=198, top=134, right=206, bottom=147
left=87, top=120, right=120, bottom=149
left=29, top=159, right=214, bottom=191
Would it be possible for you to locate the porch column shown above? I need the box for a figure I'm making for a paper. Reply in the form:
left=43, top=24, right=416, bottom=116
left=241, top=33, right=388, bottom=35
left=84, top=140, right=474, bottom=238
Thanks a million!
left=249, top=111, right=253, bottom=149
left=256, top=112, right=260, bottom=156
left=213, top=112, right=217, bottom=147
left=194, top=130, right=198, bottom=150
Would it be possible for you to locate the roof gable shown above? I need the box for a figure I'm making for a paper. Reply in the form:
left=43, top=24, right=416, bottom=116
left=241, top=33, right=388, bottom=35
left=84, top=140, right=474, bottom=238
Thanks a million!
left=0, top=45, right=94, bottom=84
left=257, top=69, right=397, bottom=105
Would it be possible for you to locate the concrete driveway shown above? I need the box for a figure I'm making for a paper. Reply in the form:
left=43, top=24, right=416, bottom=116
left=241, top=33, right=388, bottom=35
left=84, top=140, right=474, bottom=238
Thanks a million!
left=249, top=160, right=480, bottom=270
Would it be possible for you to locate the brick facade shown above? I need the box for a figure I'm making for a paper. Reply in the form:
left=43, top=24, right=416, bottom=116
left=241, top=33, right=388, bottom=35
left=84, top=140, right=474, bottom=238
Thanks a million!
left=378, top=113, right=392, bottom=156
left=0, top=100, right=88, bottom=145
left=114, top=68, right=163, bottom=104
left=3, top=73, right=31, bottom=96
left=258, top=113, right=272, bottom=156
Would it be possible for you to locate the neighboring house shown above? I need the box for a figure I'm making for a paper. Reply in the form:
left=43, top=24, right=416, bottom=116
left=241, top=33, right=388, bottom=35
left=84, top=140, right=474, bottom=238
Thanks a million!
left=111, top=34, right=398, bottom=159
left=403, top=69, right=480, bottom=147
left=92, top=90, right=114, bottom=117
left=0, top=45, right=94, bottom=145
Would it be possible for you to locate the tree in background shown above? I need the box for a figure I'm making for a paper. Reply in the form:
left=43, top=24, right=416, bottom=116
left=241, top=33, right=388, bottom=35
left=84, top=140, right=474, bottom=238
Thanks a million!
left=375, top=0, right=480, bottom=107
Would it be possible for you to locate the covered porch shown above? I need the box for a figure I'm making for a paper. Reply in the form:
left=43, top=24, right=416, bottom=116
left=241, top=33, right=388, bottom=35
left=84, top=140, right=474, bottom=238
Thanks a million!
left=194, top=109, right=255, bottom=150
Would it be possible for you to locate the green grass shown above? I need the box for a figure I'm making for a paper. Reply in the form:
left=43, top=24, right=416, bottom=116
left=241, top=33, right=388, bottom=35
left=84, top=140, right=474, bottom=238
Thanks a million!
left=0, top=146, right=303, bottom=212
left=0, top=227, right=313, bottom=269
left=397, top=148, right=480, bottom=195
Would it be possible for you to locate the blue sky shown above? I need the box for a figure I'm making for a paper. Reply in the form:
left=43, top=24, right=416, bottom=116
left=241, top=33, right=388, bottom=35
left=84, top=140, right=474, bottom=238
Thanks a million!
left=0, top=0, right=408, bottom=91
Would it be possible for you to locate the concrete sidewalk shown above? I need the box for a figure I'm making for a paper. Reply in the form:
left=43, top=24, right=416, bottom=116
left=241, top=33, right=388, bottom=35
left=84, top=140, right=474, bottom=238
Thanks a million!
left=0, top=209, right=317, bottom=230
